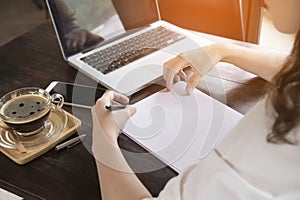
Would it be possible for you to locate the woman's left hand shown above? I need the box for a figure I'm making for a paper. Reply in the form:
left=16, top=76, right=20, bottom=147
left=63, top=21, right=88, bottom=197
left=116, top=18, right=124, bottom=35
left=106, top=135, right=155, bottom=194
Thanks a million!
left=163, top=44, right=220, bottom=94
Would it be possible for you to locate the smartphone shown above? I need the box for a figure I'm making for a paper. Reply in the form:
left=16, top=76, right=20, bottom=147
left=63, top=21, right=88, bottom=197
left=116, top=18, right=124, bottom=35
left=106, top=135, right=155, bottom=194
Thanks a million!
left=45, top=81, right=106, bottom=108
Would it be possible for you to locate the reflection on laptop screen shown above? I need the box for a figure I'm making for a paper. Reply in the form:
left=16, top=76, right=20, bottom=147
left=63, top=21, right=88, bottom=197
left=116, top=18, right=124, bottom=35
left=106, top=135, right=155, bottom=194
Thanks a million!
left=48, top=0, right=159, bottom=58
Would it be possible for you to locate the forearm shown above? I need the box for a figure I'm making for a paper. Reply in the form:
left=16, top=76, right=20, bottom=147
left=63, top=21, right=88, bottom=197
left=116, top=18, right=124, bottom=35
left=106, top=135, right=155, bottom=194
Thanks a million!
left=204, top=43, right=289, bottom=82
left=94, top=141, right=151, bottom=200
left=91, top=92, right=151, bottom=200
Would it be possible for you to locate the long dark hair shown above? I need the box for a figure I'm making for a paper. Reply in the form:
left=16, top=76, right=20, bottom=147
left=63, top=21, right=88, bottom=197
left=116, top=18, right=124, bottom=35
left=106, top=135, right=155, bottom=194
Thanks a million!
left=267, top=30, right=300, bottom=144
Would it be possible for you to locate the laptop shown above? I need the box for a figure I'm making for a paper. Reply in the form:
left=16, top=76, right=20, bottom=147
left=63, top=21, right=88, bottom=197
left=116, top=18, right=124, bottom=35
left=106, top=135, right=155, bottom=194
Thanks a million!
left=46, top=0, right=213, bottom=95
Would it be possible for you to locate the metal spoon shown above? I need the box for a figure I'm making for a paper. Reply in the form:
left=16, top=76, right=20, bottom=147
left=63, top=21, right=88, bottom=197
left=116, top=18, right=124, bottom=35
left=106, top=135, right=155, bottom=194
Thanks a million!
left=10, top=130, right=27, bottom=154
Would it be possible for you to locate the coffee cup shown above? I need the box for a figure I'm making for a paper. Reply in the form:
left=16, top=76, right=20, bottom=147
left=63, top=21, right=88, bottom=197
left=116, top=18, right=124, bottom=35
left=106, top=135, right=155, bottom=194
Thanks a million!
left=0, top=87, right=64, bottom=136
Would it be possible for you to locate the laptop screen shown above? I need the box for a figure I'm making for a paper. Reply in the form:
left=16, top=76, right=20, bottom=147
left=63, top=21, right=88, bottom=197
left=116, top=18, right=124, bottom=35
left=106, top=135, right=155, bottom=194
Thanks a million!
left=47, top=0, right=159, bottom=58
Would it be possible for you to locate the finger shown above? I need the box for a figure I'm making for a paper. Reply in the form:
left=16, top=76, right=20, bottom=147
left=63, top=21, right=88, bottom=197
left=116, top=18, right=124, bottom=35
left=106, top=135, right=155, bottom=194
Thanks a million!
left=178, top=66, right=196, bottom=81
left=174, top=74, right=180, bottom=83
left=96, top=36, right=104, bottom=43
left=182, top=66, right=193, bottom=75
left=163, top=56, right=192, bottom=89
left=78, top=32, right=86, bottom=47
left=163, top=67, right=176, bottom=89
left=112, top=105, right=136, bottom=130
left=66, top=39, right=71, bottom=49
left=97, top=91, right=113, bottom=106
left=184, top=68, right=194, bottom=82
left=178, top=68, right=186, bottom=80
left=70, top=40, right=77, bottom=50
left=126, top=105, right=136, bottom=117
left=112, top=92, right=130, bottom=104
left=100, top=91, right=129, bottom=105
left=95, top=91, right=114, bottom=112
left=164, top=56, right=189, bottom=72
left=186, top=71, right=201, bottom=95
left=163, top=56, right=182, bottom=89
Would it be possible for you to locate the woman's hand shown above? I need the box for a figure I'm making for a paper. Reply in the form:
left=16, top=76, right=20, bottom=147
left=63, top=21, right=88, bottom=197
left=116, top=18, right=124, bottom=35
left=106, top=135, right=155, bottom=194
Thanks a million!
left=92, top=92, right=152, bottom=200
left=91, top=91, right=136, bottom=150
left=163, top=44, right=221, bottom=94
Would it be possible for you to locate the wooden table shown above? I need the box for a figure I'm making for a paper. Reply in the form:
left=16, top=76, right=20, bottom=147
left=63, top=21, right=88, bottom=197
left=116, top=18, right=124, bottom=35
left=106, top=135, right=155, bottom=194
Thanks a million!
left=0, top=21, right=271, bottom=199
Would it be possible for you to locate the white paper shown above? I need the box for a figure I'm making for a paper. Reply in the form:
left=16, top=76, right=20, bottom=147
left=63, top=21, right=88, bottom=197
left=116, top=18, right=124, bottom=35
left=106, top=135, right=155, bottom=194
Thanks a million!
left=0, top=188, right=23, bottom=200
left=123, top=82, right=243, bottom=172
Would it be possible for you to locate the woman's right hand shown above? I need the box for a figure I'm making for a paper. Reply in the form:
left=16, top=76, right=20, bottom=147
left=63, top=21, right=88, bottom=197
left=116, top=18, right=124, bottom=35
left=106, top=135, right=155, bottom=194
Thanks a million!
left=91, top=91, right=136, bottom=151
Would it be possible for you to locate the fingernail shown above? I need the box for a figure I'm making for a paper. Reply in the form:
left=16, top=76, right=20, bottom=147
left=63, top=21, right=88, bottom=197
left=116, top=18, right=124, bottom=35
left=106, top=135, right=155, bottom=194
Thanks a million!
left=128, top=105, right=137, bottom=115
left=187, top=87, right=193, bottom=95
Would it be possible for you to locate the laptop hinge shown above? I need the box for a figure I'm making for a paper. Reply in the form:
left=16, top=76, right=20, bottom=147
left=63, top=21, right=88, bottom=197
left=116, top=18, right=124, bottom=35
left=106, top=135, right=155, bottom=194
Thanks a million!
left=155, top=0, right=162, bottom=20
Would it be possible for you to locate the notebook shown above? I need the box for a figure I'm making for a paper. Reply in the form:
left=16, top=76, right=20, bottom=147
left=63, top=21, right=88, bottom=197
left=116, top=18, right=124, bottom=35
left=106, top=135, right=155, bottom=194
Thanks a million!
left=123, top=82, right=244, bottom=172
left=46, top=0, right=214, bottom=95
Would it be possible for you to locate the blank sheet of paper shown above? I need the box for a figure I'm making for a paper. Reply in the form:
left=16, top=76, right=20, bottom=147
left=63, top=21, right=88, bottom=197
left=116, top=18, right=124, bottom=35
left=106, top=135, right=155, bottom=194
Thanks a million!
left=0, top=188, right=23, bottom=200
left=123, top=82, right=243, bottom=172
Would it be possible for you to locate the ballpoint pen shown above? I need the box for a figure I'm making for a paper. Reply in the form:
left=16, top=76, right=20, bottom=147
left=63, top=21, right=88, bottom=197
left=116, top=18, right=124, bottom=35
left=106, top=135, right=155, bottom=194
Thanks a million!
left=55, top=134, right=86, bottom=151
left=105, top=104, right=127, bottom=111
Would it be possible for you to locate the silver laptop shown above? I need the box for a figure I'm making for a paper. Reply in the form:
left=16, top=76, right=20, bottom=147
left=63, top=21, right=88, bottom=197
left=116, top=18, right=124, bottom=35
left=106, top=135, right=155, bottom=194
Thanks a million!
left=46, top=0, right=213, bottom=95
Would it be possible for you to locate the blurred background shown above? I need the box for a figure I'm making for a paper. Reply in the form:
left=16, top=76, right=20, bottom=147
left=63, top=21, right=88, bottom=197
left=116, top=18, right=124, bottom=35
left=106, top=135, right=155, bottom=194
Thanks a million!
left=0, top=0, right=295, bottom=51
left=0, top=0, right=47, bottom=47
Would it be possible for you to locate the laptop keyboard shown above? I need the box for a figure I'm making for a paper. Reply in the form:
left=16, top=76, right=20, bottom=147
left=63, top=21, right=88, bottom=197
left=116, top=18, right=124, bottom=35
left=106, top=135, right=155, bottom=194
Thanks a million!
left=80, top=26, right=185, bottom=74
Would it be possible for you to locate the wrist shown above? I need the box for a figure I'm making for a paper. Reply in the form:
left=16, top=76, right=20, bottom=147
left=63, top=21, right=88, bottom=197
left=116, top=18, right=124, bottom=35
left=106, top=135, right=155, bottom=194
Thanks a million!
left=92, top=129, right=120, bottom=161
left=179, top=47, right=216, bottom=76
left=93, top=124, right=120, bottom=150
left=202, top=43, right=227, bottom=63
left=101, top=127, right=120, bottom=147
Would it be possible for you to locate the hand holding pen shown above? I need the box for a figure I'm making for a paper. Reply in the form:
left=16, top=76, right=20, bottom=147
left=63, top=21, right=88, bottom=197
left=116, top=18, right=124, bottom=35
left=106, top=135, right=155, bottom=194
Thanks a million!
left=55, top=91, right=132, bottom=151
left=105, top=104, right=127, bottom=111
left=92, top=91, right=136, bottom=147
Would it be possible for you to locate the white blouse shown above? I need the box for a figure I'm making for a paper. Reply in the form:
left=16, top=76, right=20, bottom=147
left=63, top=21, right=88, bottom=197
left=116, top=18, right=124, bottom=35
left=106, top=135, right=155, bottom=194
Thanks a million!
left=143, top=98, right=300, bottom=199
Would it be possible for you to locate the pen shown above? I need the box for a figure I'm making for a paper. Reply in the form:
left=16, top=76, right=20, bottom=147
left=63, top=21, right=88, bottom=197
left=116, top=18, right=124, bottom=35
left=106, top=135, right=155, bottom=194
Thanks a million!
left=53, top=100, right=92, bottom=109
left=105, top=104, right=127, bottom=111
left=62, top=102, right=92, bottom=109
left=55, top=134, right=86, bottom=151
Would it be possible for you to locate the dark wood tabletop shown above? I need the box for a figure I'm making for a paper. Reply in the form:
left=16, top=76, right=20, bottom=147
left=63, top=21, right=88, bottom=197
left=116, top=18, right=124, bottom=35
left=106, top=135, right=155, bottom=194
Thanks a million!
left=0, top=21, right=271, bottom=200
